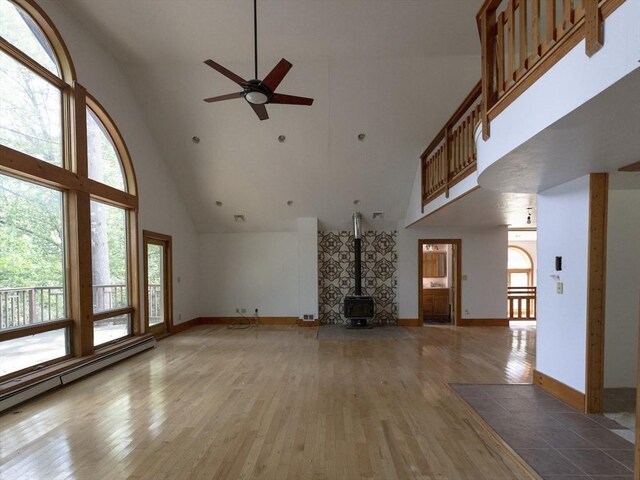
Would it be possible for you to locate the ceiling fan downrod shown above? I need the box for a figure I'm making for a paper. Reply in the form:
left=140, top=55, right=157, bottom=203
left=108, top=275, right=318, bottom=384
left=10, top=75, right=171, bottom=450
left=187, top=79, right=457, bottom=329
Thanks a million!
left=253, top=0, right=258, bottom=80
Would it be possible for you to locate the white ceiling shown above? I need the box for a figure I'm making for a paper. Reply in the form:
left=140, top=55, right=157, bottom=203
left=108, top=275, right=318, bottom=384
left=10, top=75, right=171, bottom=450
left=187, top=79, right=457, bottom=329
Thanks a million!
left=58, top=0, right=485, bottom=232
left=410, top=188, right=537, bottom=229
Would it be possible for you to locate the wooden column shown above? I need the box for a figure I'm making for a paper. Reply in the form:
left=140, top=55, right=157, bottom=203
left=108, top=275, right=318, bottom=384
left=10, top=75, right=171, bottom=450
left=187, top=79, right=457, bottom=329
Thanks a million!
left=585, top=173, right=608, bottom=413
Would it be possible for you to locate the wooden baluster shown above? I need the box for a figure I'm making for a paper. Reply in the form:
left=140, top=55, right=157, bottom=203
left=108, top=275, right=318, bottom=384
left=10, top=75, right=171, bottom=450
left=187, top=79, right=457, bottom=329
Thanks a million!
left=584, top=0, right=603, bottom=56
left=29, top=288, right=36, bottom=324
left=562, top=0, right=573, bottom=31
left=463, top=118, right=468, bottom=168
left=518, top=0, right=528, bottom=77
left=507, top=0, right=516, bottom=85
left=544, top=0, right=557, bottom=53
left=530, top=0, right=541, bottom=64
left=497, top=12, right=505, bottom=95
left=444, top=127, right=451, bottom=196
left=480, top=6, right=496, bottom=140
left=463, top=118, right=469, bottom=168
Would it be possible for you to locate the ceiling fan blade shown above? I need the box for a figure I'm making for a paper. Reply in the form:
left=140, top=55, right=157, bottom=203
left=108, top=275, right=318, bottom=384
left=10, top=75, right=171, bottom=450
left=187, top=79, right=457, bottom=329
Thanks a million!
left=261, top=58, right=292, bottom=92
left=204, top=92, right=244, bottom=103
left=270, top=93, right=314, bottom=106
left=204, top=59, right=247, bottom=86
left=250, top=103, right=269, bottom=120
left=619, top=161, right=640, bottom=172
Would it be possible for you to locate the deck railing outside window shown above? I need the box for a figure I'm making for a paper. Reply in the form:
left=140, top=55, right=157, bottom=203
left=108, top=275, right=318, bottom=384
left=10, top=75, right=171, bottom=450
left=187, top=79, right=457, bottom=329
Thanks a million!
left=1, top=285, right=162, bottom=330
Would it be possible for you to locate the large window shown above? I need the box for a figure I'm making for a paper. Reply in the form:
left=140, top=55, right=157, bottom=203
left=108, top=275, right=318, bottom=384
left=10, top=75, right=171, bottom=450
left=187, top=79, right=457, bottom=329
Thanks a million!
left=0, top=173, right=66, bottom=327
left=0, top=0, right=138, bottom=380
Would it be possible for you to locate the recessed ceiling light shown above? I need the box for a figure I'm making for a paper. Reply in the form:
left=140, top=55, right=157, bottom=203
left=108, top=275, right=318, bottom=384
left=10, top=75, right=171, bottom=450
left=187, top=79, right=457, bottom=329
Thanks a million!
left=234, top=215, right=245, bottom=223
left=357, top=133, right=366, bottom=141
left=192, top=136, right=200, bottom=144
left=353, top=199, right=360, bottom=205
left=215, top=201, right=223, bottom=207
left=286, top=200, right=293, bottom=206
left=278, top=135, right=286, bottom=143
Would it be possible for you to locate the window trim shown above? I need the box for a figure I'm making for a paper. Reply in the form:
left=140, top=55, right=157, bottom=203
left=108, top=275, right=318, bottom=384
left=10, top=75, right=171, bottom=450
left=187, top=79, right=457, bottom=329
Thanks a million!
left=9, top=0, right=76, bottom=83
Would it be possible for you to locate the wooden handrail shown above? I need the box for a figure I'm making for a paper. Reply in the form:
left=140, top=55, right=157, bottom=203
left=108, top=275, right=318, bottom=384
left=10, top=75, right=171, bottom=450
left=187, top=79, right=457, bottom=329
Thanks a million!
left=421, top=82, right=482, bottom=209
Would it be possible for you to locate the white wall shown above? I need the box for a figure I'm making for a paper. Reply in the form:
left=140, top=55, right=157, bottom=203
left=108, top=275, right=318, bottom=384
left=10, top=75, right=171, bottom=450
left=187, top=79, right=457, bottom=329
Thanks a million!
left=604, top=189, right=640, bottom=388
left=39, top=0, right=201, bottom=325
left=297, top=218, right=319, bottom=320
left=398, top=225, right=507, bottom=319
left=198, top=232, right=299, bottom=317
left=536, top=176, right=590, bottom=393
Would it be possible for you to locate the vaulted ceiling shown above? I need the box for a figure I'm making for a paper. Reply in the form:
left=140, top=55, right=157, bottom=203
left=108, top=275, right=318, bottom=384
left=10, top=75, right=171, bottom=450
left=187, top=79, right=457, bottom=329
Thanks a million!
left=58, top=0, right=484, bottom=232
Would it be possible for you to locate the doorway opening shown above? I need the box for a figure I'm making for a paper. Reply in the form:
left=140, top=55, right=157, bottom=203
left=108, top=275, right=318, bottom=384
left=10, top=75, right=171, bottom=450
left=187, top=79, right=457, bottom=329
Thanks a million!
left=418, top=239, right=461, bottom=326
left=143, top=230, right=173, bottom=336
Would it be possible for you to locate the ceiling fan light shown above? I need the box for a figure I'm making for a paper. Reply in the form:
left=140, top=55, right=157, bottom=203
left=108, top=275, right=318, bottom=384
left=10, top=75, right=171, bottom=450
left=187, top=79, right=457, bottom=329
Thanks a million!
left=245, top=91, right=268, bottom=104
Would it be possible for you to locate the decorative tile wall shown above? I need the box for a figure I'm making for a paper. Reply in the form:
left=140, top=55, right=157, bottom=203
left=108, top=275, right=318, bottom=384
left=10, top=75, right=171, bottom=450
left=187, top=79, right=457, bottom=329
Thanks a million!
left=318, top=230, right=397, bottom=325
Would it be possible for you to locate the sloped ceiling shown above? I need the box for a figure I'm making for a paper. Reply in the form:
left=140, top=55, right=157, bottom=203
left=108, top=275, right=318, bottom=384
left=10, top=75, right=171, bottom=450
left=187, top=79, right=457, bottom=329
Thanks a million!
left=58, top=0, right=484, bottom=232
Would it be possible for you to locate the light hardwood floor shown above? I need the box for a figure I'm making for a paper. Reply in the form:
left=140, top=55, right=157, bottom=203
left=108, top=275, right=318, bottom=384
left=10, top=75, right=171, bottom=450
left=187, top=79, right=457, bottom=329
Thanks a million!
left=0, top=324, right=537, bottom=480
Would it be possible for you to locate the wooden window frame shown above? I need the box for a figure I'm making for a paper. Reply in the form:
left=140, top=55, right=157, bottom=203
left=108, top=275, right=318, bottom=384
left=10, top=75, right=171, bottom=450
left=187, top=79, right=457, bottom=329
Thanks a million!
left=0, top=0, right=139, bottom=376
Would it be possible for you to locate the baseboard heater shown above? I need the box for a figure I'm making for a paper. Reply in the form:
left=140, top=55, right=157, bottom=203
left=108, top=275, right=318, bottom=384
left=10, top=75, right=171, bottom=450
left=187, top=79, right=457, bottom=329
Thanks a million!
left=0, top=336, right=156, bottom=413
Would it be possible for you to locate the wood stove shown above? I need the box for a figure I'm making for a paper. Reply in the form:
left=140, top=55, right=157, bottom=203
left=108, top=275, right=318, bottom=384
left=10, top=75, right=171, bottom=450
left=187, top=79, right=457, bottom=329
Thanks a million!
left=344, top=212, right=374, bottom=328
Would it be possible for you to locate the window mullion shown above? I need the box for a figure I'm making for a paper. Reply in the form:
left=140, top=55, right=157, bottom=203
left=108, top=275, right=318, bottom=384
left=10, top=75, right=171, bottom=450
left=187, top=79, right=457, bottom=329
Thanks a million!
left=67, top=82, right=94, bottom=355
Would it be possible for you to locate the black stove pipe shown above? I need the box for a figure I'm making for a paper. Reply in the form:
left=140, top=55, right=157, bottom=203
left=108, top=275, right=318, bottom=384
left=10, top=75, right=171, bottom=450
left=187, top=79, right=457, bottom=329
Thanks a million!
left=353, top=212, right=362, bottom=296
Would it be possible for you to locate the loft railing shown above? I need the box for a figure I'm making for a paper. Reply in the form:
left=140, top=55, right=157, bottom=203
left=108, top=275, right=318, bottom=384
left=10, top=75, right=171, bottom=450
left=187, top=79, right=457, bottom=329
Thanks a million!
left=421, top=82, right=482, bottom=208
left=0, top=284, right=161, bottom=330
left=477, top=0, right=625, bottom=139
left=508, top=286, right=537, bottom=319
left=420, top=0, right=624, bottom=208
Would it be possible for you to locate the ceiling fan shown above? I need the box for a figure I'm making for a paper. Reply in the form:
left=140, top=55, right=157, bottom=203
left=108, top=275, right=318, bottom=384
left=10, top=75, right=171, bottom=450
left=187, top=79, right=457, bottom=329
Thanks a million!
left=203, top=0, right=313, bottom=120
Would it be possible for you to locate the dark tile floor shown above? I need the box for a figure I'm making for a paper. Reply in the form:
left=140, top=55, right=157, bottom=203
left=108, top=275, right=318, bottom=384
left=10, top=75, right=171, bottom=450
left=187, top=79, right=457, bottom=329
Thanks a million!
left=451, top=384, right=635, bottom=479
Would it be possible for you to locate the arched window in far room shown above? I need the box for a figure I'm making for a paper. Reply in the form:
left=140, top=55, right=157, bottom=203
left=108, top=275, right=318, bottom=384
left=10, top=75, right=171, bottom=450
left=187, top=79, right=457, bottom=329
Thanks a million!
left=0, top=0, right=139, bottom=379
left=508, top=246, right=534, bottom=287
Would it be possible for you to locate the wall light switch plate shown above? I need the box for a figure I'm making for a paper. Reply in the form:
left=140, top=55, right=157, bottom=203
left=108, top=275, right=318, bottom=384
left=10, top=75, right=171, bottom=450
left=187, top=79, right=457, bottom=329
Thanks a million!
left=556, top=282, right=563, bottom=294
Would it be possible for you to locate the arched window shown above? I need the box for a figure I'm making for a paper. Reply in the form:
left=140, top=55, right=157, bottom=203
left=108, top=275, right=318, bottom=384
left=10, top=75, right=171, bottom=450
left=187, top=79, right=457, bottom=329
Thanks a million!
left=508, top=246, right=534, bottom=287
left=0, top=0, right=139, bottom=379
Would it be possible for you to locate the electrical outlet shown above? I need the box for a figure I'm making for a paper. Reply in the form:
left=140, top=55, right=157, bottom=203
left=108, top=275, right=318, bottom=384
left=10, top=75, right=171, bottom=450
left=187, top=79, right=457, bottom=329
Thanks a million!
left=178, top=313, right=182, bottom=321
left=240, top=308, right=246, bottom=314
left=556, top=282, right=564, bottom=294
left=464, top=309, right=469, bottom=315
left=235, top=308, right=240, bottom=313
